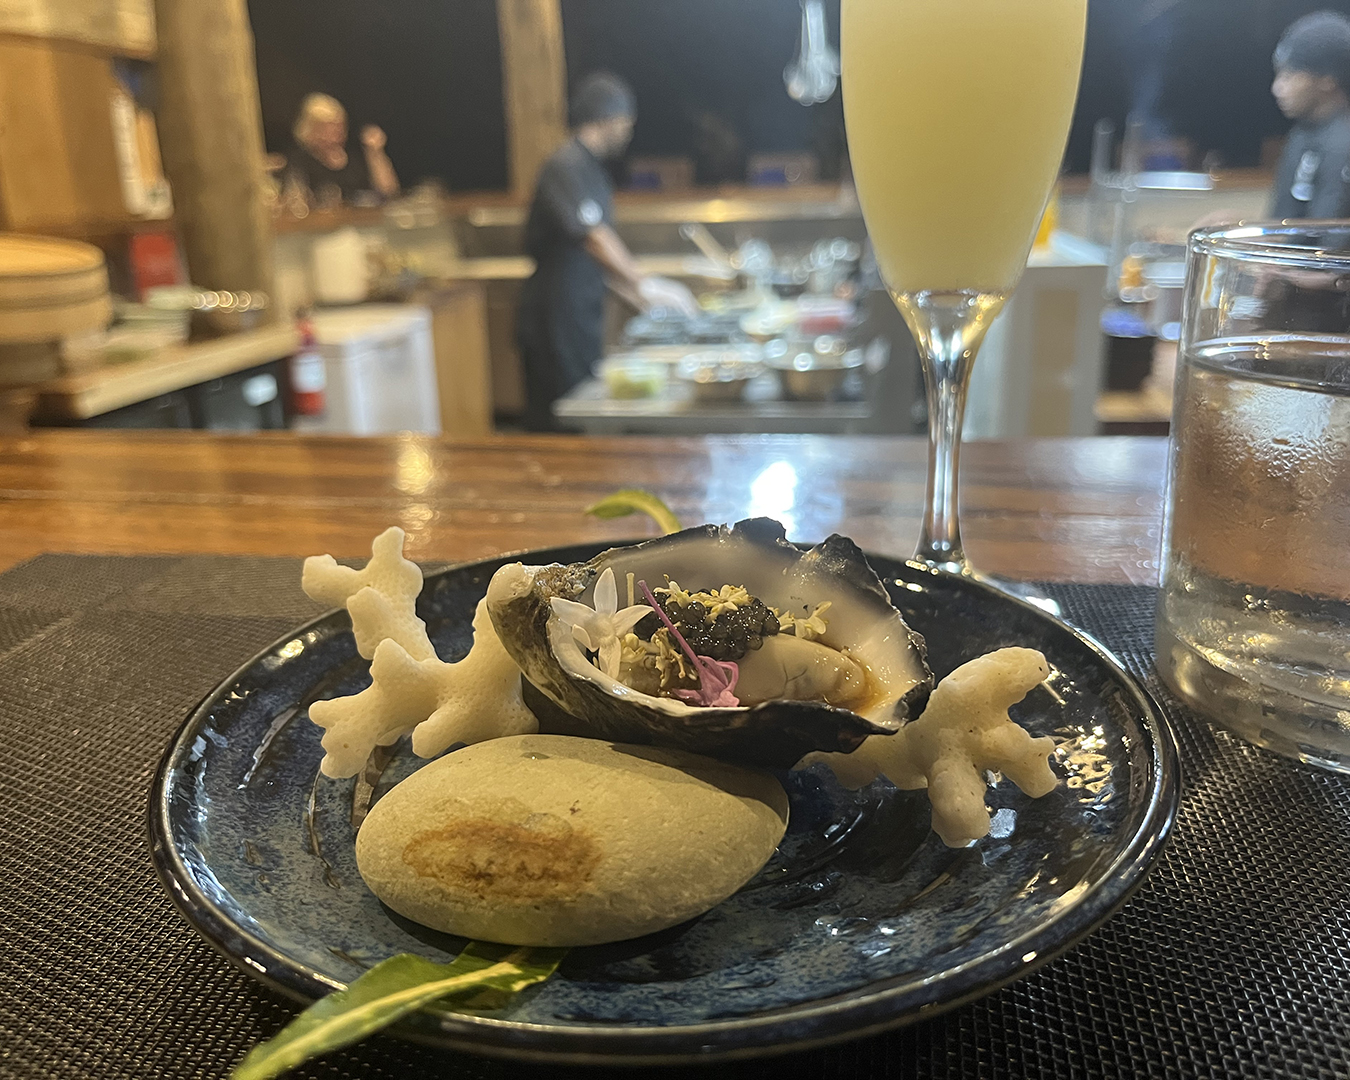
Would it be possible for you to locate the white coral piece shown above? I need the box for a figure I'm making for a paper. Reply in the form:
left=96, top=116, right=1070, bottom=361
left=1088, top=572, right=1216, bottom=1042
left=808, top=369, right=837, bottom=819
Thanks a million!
left=808, top=647, right=1058, bottom=848
left=410, top=599, right=538, bottom=758
left=301, top=526, right=434, bottom=661
left=309, top=639, right=440, bottom=778
left=308, top=598, right=537, bottom=778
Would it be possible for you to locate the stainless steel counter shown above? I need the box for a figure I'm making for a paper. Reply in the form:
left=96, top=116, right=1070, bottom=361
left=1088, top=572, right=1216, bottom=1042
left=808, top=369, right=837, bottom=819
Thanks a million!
left=552, top=375, right=873, bottom=436
left=455, top=190, right=867, bottom=258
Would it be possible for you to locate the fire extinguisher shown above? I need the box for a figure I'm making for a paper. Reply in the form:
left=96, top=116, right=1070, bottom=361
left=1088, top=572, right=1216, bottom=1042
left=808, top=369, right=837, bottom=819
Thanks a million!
left=289, top=312, right=327, bottom=417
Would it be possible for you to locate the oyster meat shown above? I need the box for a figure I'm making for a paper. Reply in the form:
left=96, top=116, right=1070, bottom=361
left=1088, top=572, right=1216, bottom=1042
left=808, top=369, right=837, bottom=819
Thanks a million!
left=486, top=518, right=932, bottom=769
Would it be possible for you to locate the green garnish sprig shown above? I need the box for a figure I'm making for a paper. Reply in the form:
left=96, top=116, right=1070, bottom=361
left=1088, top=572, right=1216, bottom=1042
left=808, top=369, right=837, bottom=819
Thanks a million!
left=584, top=490, right=682, bottom=535
left=231, top=944, right=566, bottom=1079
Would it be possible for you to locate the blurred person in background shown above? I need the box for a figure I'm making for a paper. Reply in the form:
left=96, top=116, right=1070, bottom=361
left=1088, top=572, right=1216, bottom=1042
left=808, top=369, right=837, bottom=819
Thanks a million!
left=516, top=72, right=696, bottom=431
left=286, top=93, right=401, bottom=209
left=1270, top=11, right=1350, bottom=220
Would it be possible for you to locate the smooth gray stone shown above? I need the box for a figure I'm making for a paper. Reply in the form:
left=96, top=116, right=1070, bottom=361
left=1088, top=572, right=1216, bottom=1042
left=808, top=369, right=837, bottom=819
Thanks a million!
left=355, top=734, right=789, bottom=946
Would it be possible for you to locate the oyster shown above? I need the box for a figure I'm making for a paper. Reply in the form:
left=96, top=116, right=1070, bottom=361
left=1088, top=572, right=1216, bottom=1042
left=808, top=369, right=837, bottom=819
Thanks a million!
left=486, top=518, right=932, bottom=769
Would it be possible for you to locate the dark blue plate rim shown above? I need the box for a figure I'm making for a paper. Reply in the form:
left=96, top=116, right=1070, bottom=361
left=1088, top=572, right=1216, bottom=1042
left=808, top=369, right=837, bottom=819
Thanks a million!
left=147, top=546, right=1180, bottom=1066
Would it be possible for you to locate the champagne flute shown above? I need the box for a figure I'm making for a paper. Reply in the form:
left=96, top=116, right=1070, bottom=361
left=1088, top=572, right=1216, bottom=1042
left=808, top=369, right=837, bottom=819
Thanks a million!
left=842, top=0, right=1088, bottom=573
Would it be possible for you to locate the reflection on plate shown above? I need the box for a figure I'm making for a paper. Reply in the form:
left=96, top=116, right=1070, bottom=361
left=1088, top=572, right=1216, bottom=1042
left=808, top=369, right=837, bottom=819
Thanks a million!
left=149, top=545, right=1179, bottom=1065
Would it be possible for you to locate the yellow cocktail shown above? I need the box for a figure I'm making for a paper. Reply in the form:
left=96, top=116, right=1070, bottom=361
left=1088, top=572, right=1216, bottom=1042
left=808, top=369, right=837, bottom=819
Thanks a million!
left=845, top=0, right=1087, bottom=293
left=842, top=0, right=1087, bottom=569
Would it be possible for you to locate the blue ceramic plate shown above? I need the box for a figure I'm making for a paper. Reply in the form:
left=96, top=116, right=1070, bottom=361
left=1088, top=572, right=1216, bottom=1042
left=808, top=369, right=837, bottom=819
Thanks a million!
left=149, top=544, right=1179, bottom=1065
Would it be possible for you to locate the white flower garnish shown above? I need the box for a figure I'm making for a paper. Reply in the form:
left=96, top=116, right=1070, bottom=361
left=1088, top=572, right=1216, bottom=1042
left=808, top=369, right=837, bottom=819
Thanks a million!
left=657, top=581, right=753, bottom=618
left=621, top=629, right=693, bottom=688
left=550, top=567, right=652, bottom=678
left=703, top=584, right=752, bottom=617
left=781, top=601, right=832, bottom=640
left=657, top=579, right=696, bottom=606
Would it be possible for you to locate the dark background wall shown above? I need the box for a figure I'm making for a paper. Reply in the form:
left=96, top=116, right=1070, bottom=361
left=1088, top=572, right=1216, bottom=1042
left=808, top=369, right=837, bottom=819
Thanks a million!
left=561, top=0, right=848, bottom=183
left=248, top=0, right=1350, bottom=193
left=1076, top=0, right=1350, bottom=170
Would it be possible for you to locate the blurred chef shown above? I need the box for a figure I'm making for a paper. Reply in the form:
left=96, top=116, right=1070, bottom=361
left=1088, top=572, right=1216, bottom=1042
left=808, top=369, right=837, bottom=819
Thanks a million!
left=286, top=93, right=400, bottom=209
left=1270, top=12, right=1350, bottom=220
left=516, top=72, right=696, bottom=431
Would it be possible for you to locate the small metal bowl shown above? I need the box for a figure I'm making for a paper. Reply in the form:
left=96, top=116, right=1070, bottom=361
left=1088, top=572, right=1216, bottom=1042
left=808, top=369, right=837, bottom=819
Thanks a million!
left=676, top=350, right=763, bottom=403
left=142, top=287, right=269, bottom=338
left=764, top=340, right=864, bottom=401
left=192, top=290, right=270, bottom=336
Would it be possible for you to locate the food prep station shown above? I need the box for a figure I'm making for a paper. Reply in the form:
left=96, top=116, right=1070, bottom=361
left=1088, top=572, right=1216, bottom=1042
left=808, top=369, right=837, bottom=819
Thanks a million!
left=262, top=187, right=1114, bottom=438
left=555, top=238, right=902, bottom=434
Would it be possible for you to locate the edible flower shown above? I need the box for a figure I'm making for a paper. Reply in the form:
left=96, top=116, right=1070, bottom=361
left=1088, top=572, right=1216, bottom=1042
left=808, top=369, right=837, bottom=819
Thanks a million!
left=550, top=567, right=651, bottom=679
left=706, top=584, right=753, bottom=617
left=657, top=581, right=754, bottom=618
left=781, top=601, right=832, bottom=641
left=656, top=579, right=697, bottom=607
left=620, top=629, right=693, bottom=688
left=638, top=580, right=740, bottom=707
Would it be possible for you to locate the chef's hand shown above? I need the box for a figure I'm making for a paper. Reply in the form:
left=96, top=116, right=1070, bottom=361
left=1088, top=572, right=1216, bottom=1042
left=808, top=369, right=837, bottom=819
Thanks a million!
left=638, top=276, right=700, bottom=317
left=360, top=125, right=388, bottom=152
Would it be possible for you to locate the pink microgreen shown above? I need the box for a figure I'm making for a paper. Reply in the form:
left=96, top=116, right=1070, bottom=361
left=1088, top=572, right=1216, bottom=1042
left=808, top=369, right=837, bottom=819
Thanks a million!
left=637, top=579, right=740, bottom=708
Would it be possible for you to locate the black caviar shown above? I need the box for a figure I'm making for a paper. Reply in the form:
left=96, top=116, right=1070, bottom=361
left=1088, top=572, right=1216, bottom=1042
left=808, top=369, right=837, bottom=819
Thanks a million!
left=643, top=590, right=780, bottom=662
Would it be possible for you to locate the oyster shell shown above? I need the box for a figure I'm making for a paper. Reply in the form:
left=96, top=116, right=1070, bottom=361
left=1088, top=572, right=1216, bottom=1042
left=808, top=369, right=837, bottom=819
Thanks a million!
left=486, top=518, right=932, bottom=769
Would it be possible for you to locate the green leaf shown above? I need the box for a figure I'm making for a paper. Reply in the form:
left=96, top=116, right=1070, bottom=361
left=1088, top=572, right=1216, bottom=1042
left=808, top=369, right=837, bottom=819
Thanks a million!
left=585, top=489, right=683, bottom=535
left=231, top=943, right=566, bottom=1080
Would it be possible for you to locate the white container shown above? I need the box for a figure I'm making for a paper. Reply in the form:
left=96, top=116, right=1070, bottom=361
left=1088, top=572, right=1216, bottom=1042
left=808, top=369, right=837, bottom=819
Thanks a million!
left=311, top=227, right=370, bottom=305
left=299, top=305, right=440, bottom=435
left=964, top=236, right=1108, bottom=439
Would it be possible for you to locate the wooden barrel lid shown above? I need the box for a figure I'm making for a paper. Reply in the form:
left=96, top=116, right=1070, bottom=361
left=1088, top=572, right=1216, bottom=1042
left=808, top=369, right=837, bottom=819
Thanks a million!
left=0, top=234, right=111, bottom=343
left=0, top=234, right=104, bottom=275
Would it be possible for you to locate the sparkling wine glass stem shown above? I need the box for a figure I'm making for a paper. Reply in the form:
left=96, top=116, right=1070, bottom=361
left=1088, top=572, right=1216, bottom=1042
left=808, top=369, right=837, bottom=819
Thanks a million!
left=894, top=290, right=1008, bottom=574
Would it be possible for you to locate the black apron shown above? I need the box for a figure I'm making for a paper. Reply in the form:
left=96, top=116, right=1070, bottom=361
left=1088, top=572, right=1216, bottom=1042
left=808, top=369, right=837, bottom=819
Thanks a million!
left=516, top=139, right=614, bottom=431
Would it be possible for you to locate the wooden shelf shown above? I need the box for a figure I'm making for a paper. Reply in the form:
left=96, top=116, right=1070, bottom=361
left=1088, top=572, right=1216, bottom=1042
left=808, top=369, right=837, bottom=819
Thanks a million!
left=1060, top=168, right=1271, bottom=196
left=1096, top=385, right=1174, bottom=425
left=0, top=27, right=155, bottom=62
left=1096, top=385, right=1173, bottom=435
left=6, top=216, right=174, bottom=243
left=436, top=254, right=731, bottom=283
left=272, top=204, right=389, bottom=235
left=30, top=322, right=299, bottom=420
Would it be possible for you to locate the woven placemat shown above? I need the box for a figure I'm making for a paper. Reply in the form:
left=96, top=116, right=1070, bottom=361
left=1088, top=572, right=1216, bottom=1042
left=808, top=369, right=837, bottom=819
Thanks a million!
left=1, top=554, right=1347, bottom=1080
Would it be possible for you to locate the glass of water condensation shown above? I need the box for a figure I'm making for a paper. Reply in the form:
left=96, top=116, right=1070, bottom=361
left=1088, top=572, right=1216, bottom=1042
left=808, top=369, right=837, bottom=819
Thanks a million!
left=1156, top=223, right=1350, bottom=770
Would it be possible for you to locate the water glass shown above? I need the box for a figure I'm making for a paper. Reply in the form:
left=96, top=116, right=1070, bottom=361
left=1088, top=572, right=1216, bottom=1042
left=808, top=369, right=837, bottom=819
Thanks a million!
left=1156, top=223, right=1350, bottom=770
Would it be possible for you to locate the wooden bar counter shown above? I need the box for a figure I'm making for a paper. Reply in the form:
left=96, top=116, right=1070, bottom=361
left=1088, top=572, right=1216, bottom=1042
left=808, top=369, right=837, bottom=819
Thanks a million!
left=0, top=431, right=1168, bottom=584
